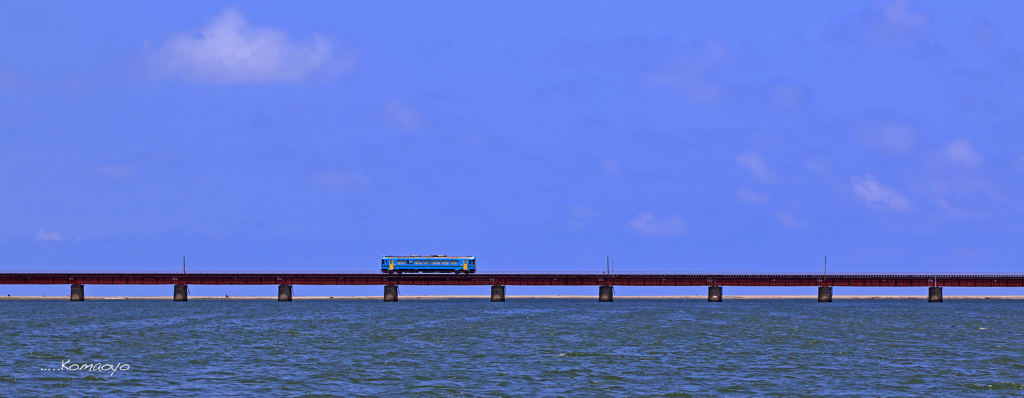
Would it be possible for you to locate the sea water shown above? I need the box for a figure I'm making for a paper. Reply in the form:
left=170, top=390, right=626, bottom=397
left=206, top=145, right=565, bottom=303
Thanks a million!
left=2, top=299, right=1023, bottom=396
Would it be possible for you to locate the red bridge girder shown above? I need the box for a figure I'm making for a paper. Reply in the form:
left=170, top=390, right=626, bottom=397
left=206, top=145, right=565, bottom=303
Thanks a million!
left=1, top=273, right=1023, bottom=287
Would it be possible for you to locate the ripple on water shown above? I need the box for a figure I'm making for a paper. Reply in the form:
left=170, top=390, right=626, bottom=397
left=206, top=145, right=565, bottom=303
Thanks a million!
left=2, top=299, right=1024, bottom=396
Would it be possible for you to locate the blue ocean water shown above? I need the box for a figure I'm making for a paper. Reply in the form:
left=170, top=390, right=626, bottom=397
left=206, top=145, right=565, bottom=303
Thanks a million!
left=2, top=298, right=1023, bottom=396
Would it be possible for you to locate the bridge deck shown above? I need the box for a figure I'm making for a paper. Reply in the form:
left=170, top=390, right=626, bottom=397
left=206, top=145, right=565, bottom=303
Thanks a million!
left=2, top=273, right=1023, bottom=287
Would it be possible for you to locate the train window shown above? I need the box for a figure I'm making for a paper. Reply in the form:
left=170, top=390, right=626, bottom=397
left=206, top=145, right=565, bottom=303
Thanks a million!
left=433, top=260, right=440, bottom=264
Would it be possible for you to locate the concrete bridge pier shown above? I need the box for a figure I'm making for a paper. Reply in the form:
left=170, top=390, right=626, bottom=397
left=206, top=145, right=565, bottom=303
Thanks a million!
left=599, top=286, right=613, bottom=302
left=384, top=285, right=399, bottom=302
left=490, top=285, right=506, bottom=302
left=70, top=284, right=84, bottom=301
left=278, top=284, right=293, bottom=302
left=928, top=286, right=943, bottom=302
left=818, top=286, right=833, bottom=302
left=174, top=284, right=188, bottom=301
left=708, top=286, right=723, bottom=302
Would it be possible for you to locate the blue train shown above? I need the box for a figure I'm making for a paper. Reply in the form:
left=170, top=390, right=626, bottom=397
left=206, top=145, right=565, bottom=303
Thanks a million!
left=381, top=255, right=476, bottom=274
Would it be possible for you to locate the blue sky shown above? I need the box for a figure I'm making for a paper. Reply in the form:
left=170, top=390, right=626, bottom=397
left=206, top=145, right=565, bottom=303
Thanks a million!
left=2, top=1, right=1023, bottom=296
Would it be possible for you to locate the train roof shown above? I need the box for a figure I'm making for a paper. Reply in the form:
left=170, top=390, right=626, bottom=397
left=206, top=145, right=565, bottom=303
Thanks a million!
left=382, top=255, right=474, bottom=258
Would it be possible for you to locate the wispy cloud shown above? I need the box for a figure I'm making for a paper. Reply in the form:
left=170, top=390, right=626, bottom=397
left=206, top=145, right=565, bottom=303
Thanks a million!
left=967, top=17, right=1023, bottom=71
left=36, top=230, right=62, bottom=242
left=95, top=164, right=135, bottom=180
left=851, top=174, right=912, bottom=211
left=735, top=152, right=773, bottom=182
left=836, top=0, right=935, bottom=49
left=558, top=37, right=812, bottom=115
left=735, top=186, right=771, bottom=204
left=565, top=205, right=599, bottom=230
left=0, top=67, right=29, bottom=91
left=629, top=213, right=685, bottom=236
left=600, top=159, right=622, bottom=176
left=766, top=80, right=813, bottom=116
left=310, top=170, right=369, bottom=189
left=642, top=38, right=747, bottom=104
left=857, top=114, right=917, bottom=155
left=149, top=8, right=348, bottom=83
left=867, top=0, right=932, bottom=43
left=803, top=156, right=832, bottom=175
left=379, top=100, right=426, bottom=131
left=935, top=198, right=984, bottom=219
left=968, top=17, right=1001, bottom=49
left=942, top=139, right=983, bottom=167
left=776, top=211, right=807, bottom=228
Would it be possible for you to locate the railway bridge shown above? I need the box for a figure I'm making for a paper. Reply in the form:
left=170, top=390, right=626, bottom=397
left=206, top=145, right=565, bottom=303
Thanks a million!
left=3, top=272, right=1023, bottom=302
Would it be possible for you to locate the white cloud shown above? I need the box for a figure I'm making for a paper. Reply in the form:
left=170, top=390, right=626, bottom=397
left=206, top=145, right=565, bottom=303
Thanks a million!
left=0, top=67, right=28, bottom=90
left=600, top=159, right=622, bottom=176
left=874, top=122, right=916, bottom=154
left=735, top=186, right=771, bottom=204
left=776, top=211, right=807, bottom=228
left=310, top=171, right=368, bottom=189
left=859, top=117, right=916, bottom=155
left=735, top=152, right=773, bottom=182
left=839, top=0, right=934, bottom=47
left=568, top=205, right=597, bottom=219
left=566, top=205, right=598, bottom=230
left=629, top=213, right=686, bottom=236
left=803, top=156, right=832, bottom=175
left=851, top=174, right=912, bottom=211
left=150, top=8, right=345, bottom=83
left=968, top=17, right=1001, bottom=49
left=631, top=38, right=812, bottom=114
left=965, top=18, right=1023, bottom=71
left=643, top=38, right=742, bottom=104
left=935, top=199, right=982, bottom=219
left=380, top=100, right=426, bottom=131
left=1014, top=156, right=1024, bottom=172
left=36, top=230, right=62, bottom=242
left=767, top=81, right=813, bottom=116
left=95, top=164, right=134, bottom=180
left=942, top=139, right=983, bottom=167
left=873, top=0, right=932, bottom=43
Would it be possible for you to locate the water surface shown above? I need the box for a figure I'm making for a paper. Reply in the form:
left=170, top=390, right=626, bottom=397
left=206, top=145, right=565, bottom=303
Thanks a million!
left=2, top=299, right=1022, bottom=396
